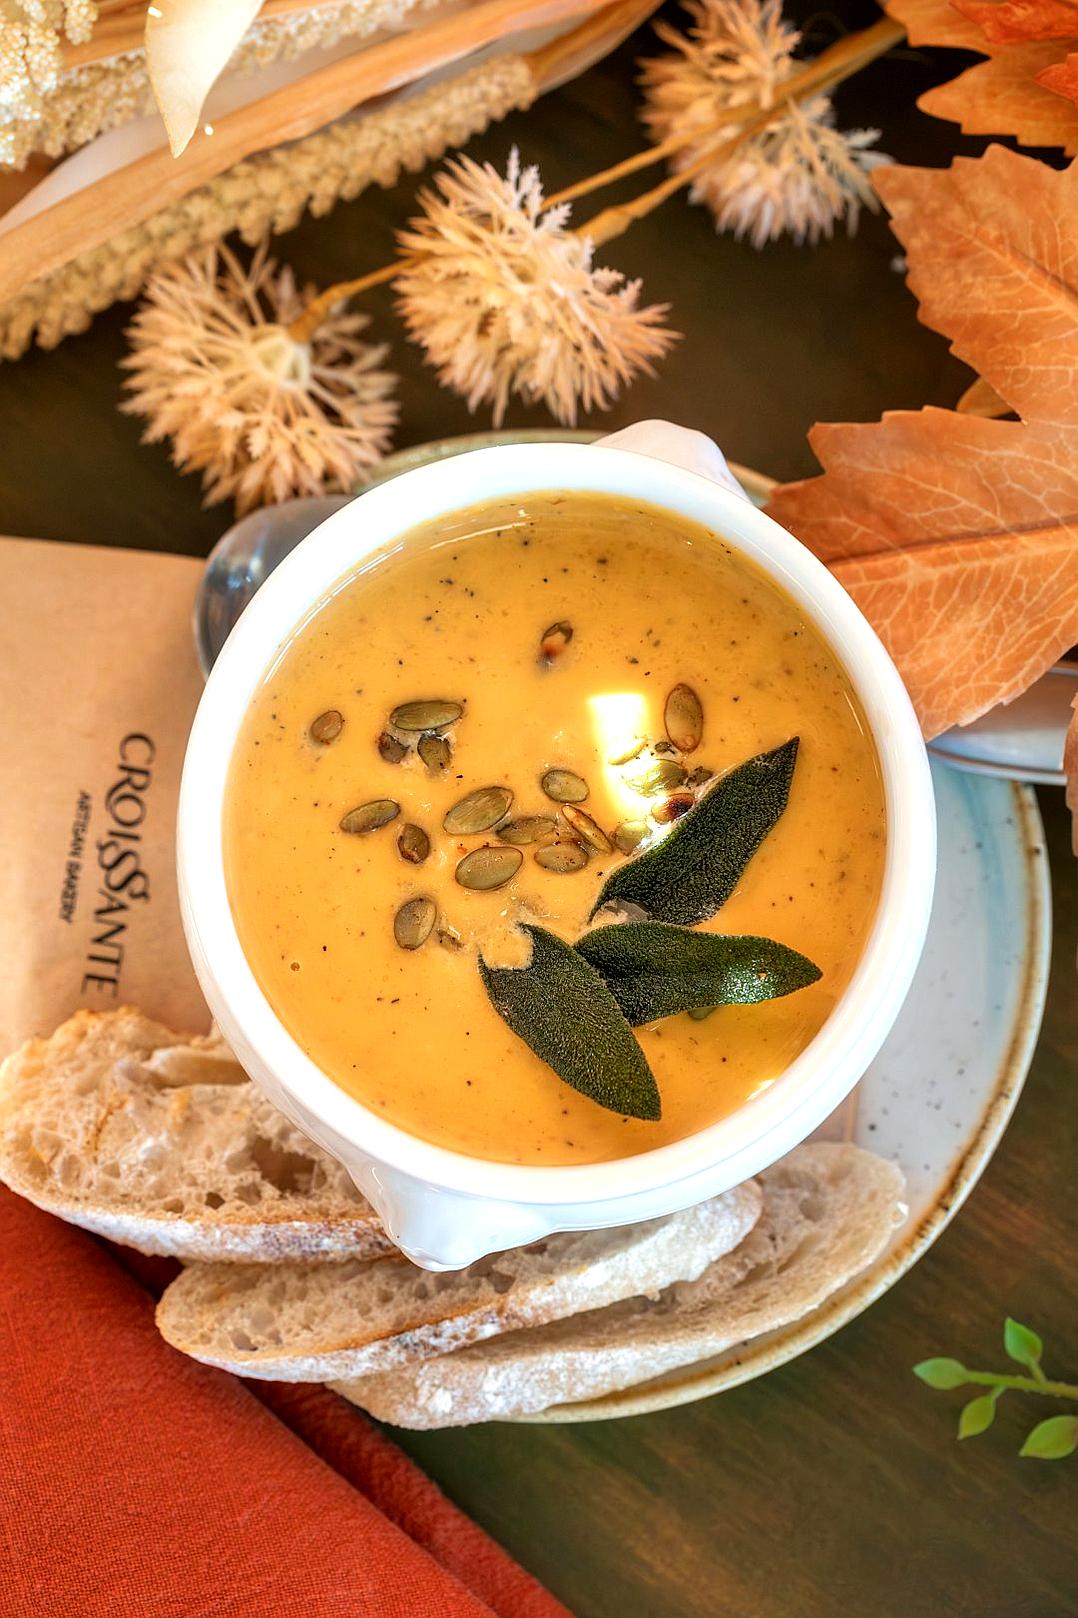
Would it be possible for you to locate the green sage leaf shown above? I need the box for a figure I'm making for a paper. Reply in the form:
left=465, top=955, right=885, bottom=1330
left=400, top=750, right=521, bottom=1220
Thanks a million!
left=1019, top=1415, right=1078, bottom=1460
left=575, top=922, right=821, bottom=1026
left=1003, top=1317, right=1044, bottom=1374
left=478, top=925, right=661, bottom=1121
left=958, top=1391, right=1000, bottom=1439
left=913, top=1357, right=969, bottom=1390
left=590, top=738, right=800, bottom=926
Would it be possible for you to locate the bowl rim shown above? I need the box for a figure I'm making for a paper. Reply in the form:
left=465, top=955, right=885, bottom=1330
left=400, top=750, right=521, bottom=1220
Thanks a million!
left=177, top=441, right=937, bottom=1208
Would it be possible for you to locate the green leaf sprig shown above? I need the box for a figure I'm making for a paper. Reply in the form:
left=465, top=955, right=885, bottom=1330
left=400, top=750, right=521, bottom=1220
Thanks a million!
left=914, top=1318, right=1078, bottom=1460
left=478, top=739, right=821, bottom=1120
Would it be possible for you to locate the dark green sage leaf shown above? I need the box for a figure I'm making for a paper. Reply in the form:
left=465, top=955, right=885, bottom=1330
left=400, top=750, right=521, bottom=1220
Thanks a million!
left=958, top=1392, right=1000, bottom=1440
left=1003, top=1317, right=1044, bottom=1374
left=590, top=738, right=800, bottom=925
left=575, top=922, right=821, bottom=1026
left=1019, top=1415, right=1078, bottom=1460
left=478, top=924, right=660, bottom=1121
left=913, top=1358, right=969, bottom=1390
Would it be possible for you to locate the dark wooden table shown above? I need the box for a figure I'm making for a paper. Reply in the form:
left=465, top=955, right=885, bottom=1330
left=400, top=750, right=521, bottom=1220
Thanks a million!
left=1, top=8, right=1074, bottom=1613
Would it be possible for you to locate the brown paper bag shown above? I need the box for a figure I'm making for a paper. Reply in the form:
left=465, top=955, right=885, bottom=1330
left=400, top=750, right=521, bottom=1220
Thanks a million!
left=0, top=536, right=209, bottom=1054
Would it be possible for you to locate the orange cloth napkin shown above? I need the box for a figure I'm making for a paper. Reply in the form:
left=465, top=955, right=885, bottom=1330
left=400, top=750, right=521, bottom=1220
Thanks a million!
left=0, top=1188, right=573, bottom=1618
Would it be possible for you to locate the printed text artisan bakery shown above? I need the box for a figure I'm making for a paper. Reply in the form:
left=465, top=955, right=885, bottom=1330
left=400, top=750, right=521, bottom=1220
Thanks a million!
left=74, top=734, right=157, bottom=1000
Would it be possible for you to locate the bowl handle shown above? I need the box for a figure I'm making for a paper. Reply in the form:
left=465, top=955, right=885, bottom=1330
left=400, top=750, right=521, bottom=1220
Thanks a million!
left=352, top=1164, right=558, bottom=1270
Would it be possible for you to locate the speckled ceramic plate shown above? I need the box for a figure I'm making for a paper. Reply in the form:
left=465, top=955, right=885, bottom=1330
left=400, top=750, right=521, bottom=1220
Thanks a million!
left=372, top=431, right=1052, bottom=1423
left=526, top=766, right=1050, bottom=1421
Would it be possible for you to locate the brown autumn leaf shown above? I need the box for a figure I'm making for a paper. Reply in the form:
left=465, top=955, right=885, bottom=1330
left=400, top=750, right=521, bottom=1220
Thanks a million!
left=953, top=0, right=1078, bottom=44
left=885, top=0, right=1078, bottom=146
left=765, top=146, right=1078, bottom=743
left=1038, top=48, right=1078, bottom=99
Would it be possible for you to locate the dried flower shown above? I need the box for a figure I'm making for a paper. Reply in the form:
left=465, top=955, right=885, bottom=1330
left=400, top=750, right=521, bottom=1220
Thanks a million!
left=641, top=0, right=885, bottom=246
left=122, top=242, right=398, bottom=513
left=395, top=149, right=675, bottom=426
left=0, top=1, right=96, bottom=115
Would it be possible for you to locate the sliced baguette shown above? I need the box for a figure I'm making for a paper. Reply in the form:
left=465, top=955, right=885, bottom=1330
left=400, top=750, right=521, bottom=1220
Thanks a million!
left=334, top=1143, right=905, bottom=1427
left=155, top=1185, right=763, bottom=1382
left=0, top=1007, right=393, bottom=1262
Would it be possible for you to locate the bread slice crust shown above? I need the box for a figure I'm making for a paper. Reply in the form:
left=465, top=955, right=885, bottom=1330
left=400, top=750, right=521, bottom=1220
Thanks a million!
left=0, top=1007, right=393, bottom=1262
left=334, top=1144, right=906, bottom=1426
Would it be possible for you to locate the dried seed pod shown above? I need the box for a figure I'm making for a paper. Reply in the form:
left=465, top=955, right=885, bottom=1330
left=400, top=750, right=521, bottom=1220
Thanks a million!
left=540, top=768, right=589, bottom=804
left=377, top=731, right=408, bottom=764
left=538, top=620, right=573, bottom=667
left=390, top=699, right=463, bottom=732
left=613, top=819, right=649, bottom=855
left=624, top=758, right=687, bottom=796
left=534, top=842, right=589, bottom=874
left=651, top=791, right=696, bottom=825
left=394, top=895, right=437, bottom=950
left=397, top=823, right=431, bottom=865
left=455, top=845, right=523, bottom=891
left=560, top=804, right=612, bottom=854
left=309, top=709, right=343, bottom=745
left=497, top=815, right=558, bottom=847
left=443, top=786, right=513, bottom=835
left=665, top=683, right=704, bottom=753
left=339, top=799, right=400, bottom=834
left=418, top=733, right=451, bottom=773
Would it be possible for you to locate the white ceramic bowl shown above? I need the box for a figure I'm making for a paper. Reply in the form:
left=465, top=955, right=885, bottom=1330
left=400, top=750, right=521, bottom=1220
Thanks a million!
left=178, top=437, right=936, bottom=1268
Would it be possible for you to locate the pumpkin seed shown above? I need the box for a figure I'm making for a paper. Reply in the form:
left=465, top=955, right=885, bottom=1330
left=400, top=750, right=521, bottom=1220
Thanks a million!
left=309, top=708, right=343, bottom=744
left=613, top=819, right=649, bottom=855
left=397, top=823, right=430, bottom=865
left=560, top=804, right=612, bottom=854
left=377, top=731, right=407, bottom=764
left=541, top=768, right=589, bottom=804
left=390, top=699, right=463, bottom=732
left=455, top=845, right=522, bottom=891
left=538, top=620, right=573, bottom=667
left=339, top=798, right=399, bottom=834
left=688, top=1004, right=717, bottom=1021
left=497, top=815, right=557, bottom=847
left=394, top=895, right=437, bottom=950
left=624, top=758, right=687, bottom=796
left=608, top=737, right=646, bottom=766
left=418, top=733, right=451, bottom=773
left=665, top=683, right=704, bottom=754
left=443, top=785, right=513, bottom=835
left=651, top=791, right=696, bottom=825
left=534, top=842, right=589, bottom=874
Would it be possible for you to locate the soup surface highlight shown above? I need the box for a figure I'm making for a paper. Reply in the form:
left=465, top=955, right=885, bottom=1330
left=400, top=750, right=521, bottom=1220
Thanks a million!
left=224, top=491, right=886, bottom=1165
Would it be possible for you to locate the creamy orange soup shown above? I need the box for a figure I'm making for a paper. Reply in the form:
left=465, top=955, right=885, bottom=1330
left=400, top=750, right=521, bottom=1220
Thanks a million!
left=224, top=492, right=886, bottom=1165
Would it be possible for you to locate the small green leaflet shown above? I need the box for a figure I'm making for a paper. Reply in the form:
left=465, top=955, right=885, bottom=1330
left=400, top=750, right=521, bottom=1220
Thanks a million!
left=1019, top=1415, right=1078, bottom=1460
left=478, top=925, right=661, bottom=1121
left=1003, top=1317, right=1044, bottom=1375
left=958, top=1391, right=1001, bottom=1440
left=576, top=922, right=821, bottom=1026
left=913, top=1358, right=969, bottom=1390
left=589, top=738, right=800, bottom=926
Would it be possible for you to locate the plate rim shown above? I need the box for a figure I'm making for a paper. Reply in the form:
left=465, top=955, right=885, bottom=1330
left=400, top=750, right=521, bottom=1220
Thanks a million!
left=524, top=780, right=1051, bottom=1422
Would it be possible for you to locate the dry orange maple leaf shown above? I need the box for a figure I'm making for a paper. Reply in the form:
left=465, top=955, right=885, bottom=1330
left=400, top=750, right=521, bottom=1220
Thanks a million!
left=954, top=0, right=1078, bottom=44
left=885, top=0, right=1078, bottom=147
left=766, top=146, right=1078, bottom=750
